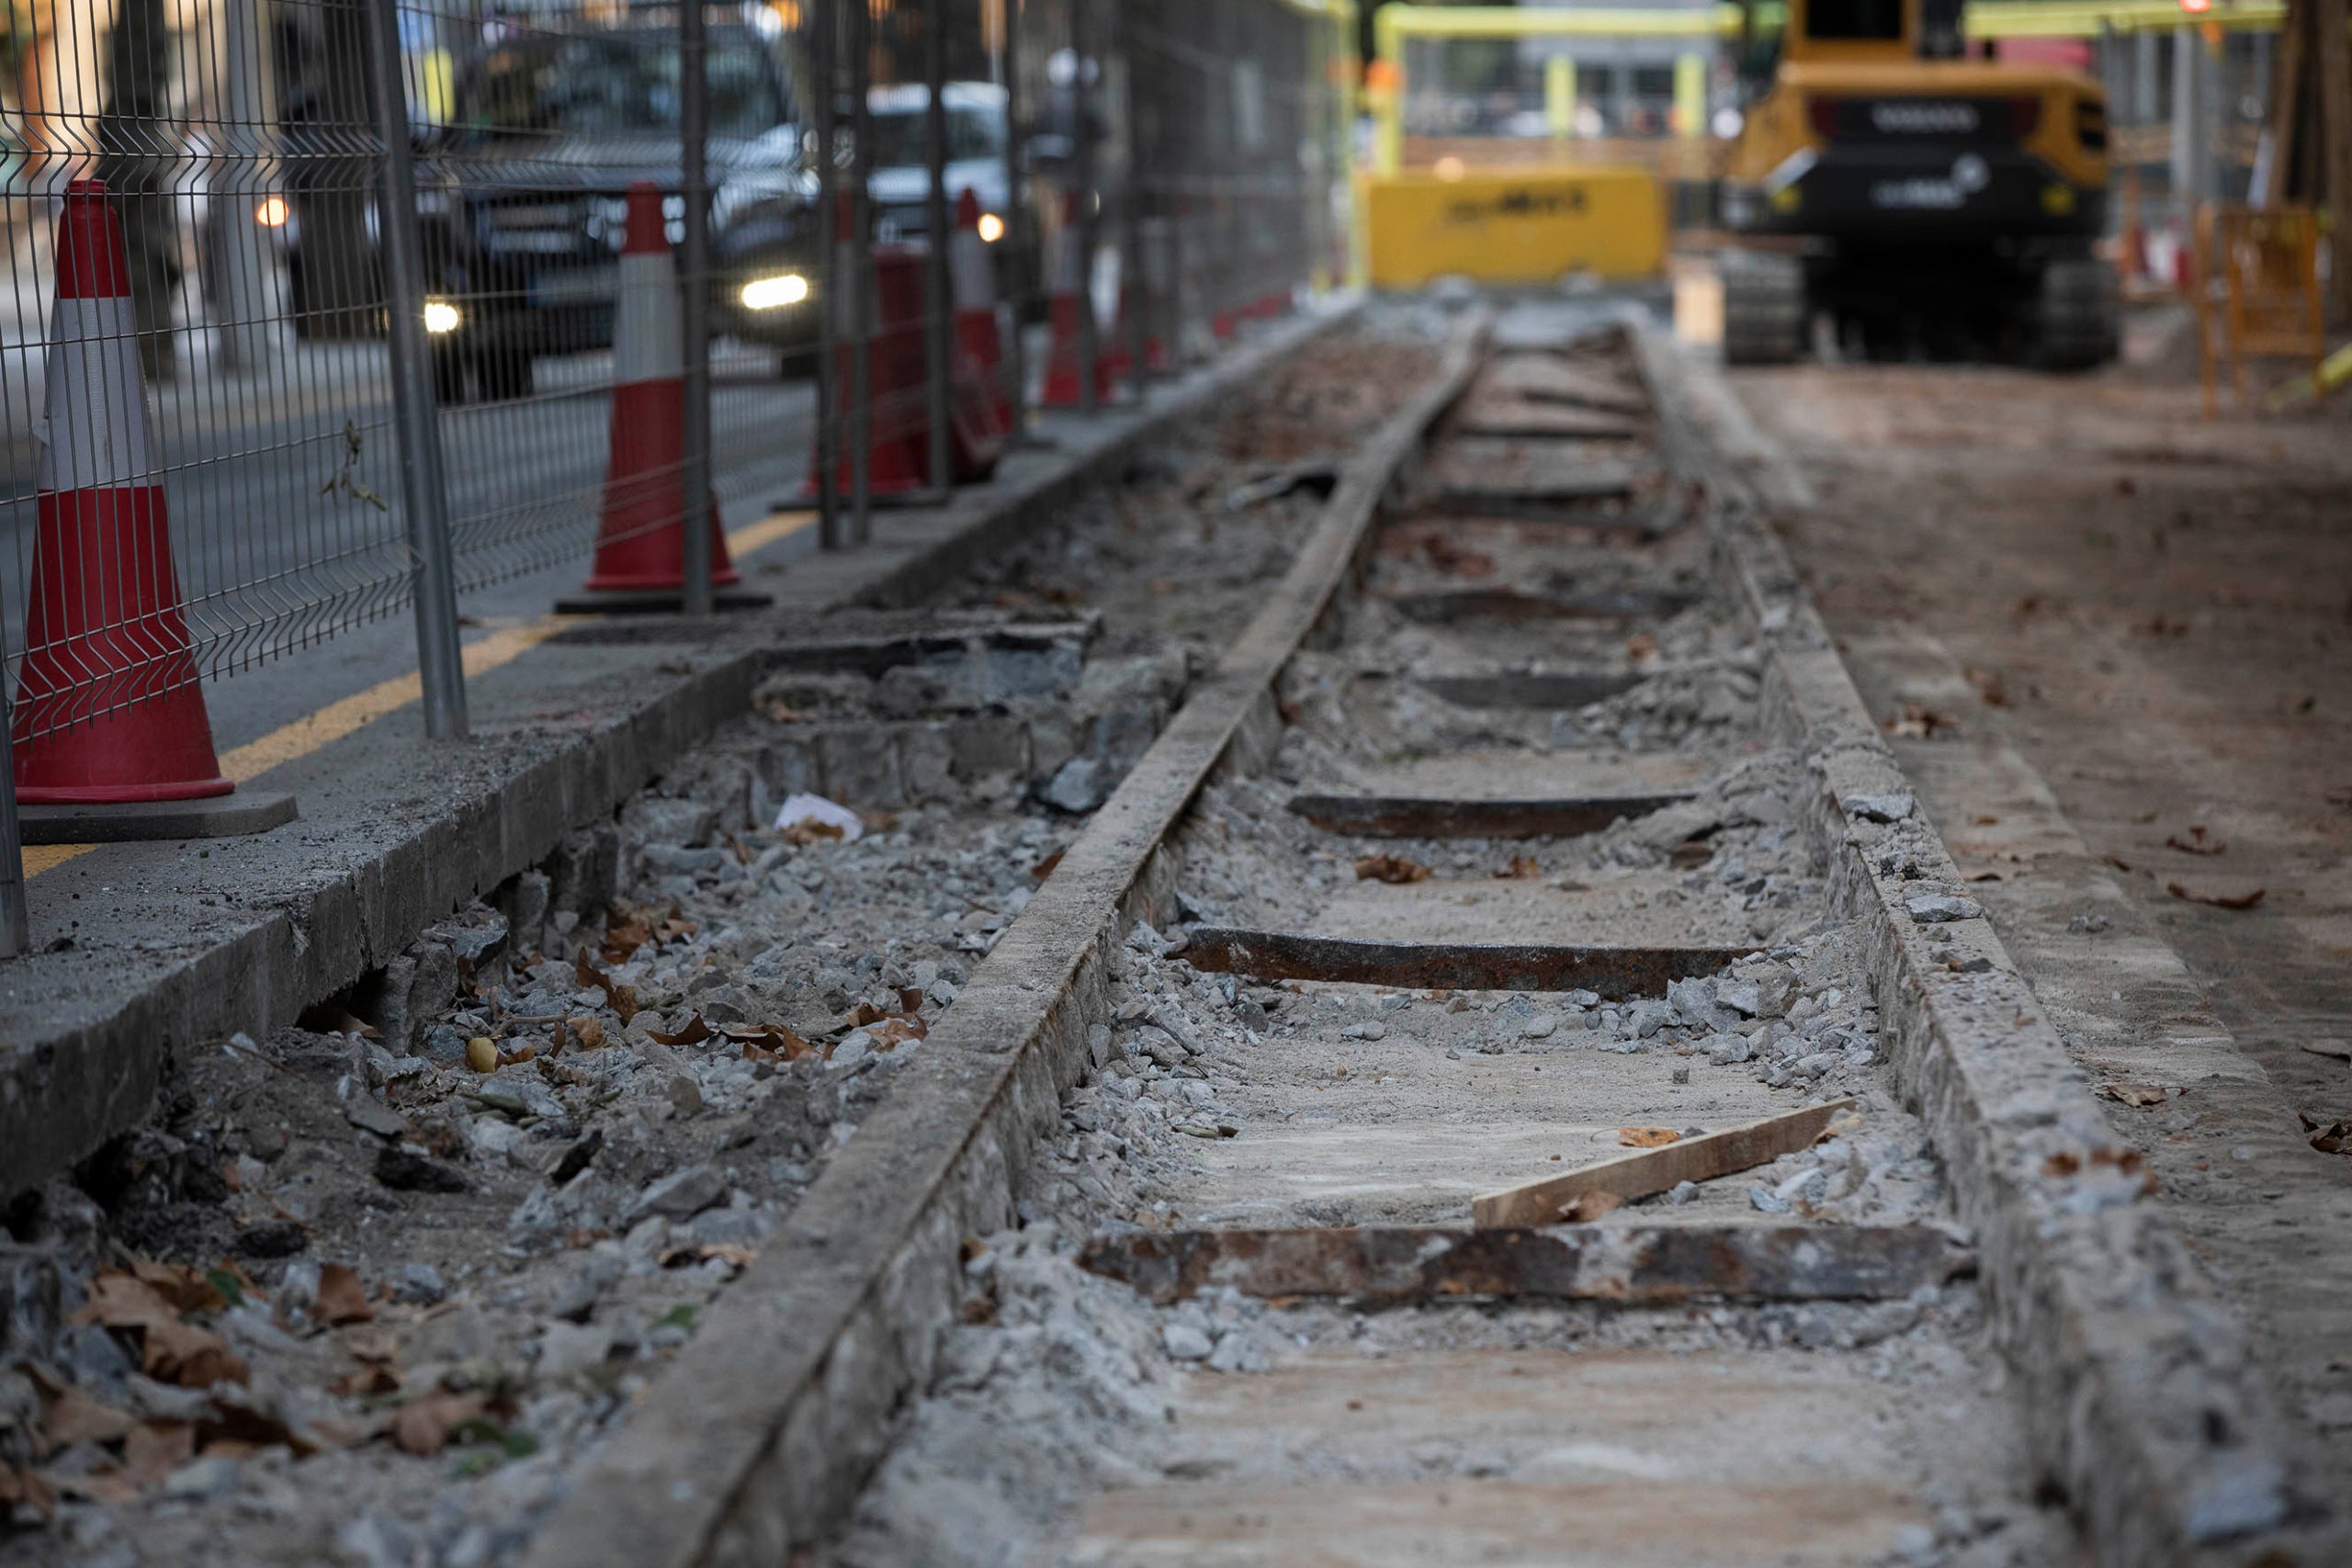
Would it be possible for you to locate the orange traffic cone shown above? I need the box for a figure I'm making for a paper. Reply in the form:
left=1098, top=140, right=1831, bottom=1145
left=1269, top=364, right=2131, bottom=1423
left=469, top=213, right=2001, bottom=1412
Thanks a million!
left=13, top=180, right=232, bottom=808
left=1041, top=192, right=1113, bottom=408
left=560, top=182, right=763, bottom=612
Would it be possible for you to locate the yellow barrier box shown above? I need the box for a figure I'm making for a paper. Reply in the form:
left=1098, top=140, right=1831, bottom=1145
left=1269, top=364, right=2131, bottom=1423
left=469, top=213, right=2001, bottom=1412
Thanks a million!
left=1363, top=166, right=1668, bottom=288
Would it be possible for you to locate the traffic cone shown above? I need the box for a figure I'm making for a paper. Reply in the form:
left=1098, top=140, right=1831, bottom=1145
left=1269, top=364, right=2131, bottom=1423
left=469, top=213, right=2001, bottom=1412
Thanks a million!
left=804, top=197, right=937, bottom=500
left=562, top=182, right=757, bottom=611
left=950, top=188, right=1013, bottom=440
left=12, top=179, right=232, bottom=807
left=1041, top=192, right=1113, bottom=407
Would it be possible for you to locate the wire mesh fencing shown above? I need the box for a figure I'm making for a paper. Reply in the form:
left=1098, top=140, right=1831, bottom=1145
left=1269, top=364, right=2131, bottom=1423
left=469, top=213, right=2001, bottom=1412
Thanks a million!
left=0, top=0, right=1353, bottom=951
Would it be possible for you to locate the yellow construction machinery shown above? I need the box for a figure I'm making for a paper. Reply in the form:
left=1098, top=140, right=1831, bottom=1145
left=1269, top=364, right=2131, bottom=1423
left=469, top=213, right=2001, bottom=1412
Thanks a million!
left=1718, top=0, right=2119, bottom=365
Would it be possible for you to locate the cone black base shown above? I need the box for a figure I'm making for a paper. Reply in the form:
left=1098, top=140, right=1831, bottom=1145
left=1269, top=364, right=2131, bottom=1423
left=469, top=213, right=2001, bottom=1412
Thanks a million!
left=20, top=790, right=298, bottom=844
left=551, top=588, right=776, bottom=617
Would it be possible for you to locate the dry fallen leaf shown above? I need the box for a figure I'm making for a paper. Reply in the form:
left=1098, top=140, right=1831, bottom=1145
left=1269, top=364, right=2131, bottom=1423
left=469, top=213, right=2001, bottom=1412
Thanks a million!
left=1618, top=1126, right=1680, bottom=1149
left=1354, top=853, right=1430, bottom=885
left=650, top=1012, right=713, bottom=1047
left=867, top=1015, right=928, bottom=1049
left=1963, top=666, right=2008, bottom=706
left=1557, top=1190, right=1624, bottom=1223
left=2165, top=880, right=2265, bottom=910
left=1884, top=701, right=1953, bottom=739
left=2303, top=1116, right=2352, bottom=1156
left=722, top=1023, right=815, bottom=1063
left=658, top=1243, right=757, bottom=1270
left=74, top=1271, right=250, bottom=1388
left=391, top=1390, right=489, bottom=1457
left=2165, top=826, right=2226, bottom=856
left=1494, top=855, right=1541, bottom=880
left=566, top=1016, right=607, bottom=1051
left=29, top=1367, right=136, bottom=1448
left=119, top=1420, right=195, bottom=1486
left=1031, top=850, right=1065, bottom=882
left=573, top=953, right=639, bottom=1023
left=0, top=1461, right=56, bottom=1523
left=314, top=1263, right=374, bottom=1326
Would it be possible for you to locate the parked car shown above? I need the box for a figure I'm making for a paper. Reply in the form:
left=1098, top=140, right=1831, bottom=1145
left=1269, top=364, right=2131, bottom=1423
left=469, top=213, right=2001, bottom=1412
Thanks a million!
left=412, top=22, right=821, bottom=401
left=863, top=81, right=1014, bottom=249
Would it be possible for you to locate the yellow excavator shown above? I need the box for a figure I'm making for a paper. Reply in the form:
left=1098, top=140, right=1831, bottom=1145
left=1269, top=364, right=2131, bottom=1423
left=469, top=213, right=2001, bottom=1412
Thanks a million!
left=1718, top=0, right=2119, bottom=367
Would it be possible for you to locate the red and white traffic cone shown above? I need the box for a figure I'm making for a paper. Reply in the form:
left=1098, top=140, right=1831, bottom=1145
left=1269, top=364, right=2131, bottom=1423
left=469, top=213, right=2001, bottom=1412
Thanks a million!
left=12, top=178, right=234, bottom=807
left=1040, top=191, right=1112, bottom=408
left=805, top=195, right=936, bottom=500
left=562, top=181, right=751, bottom=610
left=950, top=187, right=1013, bottom=441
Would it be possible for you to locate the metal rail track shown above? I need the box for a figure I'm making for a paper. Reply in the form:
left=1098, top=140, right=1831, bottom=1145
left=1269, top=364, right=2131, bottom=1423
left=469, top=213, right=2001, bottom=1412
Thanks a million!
left=518, top=306, right=2341, bottom=1568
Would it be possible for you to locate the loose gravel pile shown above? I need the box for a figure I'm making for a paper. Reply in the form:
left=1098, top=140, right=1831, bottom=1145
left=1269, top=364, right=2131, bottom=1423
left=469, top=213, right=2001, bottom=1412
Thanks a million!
left=0, top=320, right=1443, bottom=1568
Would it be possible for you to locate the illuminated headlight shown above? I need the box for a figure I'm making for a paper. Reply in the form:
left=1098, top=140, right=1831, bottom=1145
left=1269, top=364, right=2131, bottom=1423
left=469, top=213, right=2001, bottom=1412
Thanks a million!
left=976, top=212, right=1006, bottom=243
left=254, top=196, right=290, bottom=228
left=740, top=273, right=810, bottom=310
left=423, top=299, right=461, bottom=334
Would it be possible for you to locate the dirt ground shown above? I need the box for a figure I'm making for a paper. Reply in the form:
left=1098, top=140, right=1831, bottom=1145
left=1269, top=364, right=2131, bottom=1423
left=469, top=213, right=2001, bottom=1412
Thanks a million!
left=1732, top=309, right=2352, bottom=1462
left=1738, top=313, right=2352, bottom=1111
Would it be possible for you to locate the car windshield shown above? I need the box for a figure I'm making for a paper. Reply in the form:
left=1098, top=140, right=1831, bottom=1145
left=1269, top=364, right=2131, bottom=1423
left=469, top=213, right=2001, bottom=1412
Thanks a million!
left=865, top=107, right=1005, bottom=168
left=461, top=32, right=786, bottom=140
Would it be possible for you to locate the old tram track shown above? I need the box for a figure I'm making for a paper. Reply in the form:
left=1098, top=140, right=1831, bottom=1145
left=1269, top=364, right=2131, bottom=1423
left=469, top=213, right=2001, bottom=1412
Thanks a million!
left=522, top=307, right=2333, bottom=1568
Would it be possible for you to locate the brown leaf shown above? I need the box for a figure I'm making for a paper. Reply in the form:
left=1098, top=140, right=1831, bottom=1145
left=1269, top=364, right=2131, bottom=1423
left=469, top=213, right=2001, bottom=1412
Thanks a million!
left=868, top=1015, right=928, bottom=1049
left=721, top=1023, right=815, bottom=1063
left=74, top=1270, right=181, bottom=1334
left=1884, top=701, right=1953, bottom=739
left=782, top=818, right=845, bottom=845
left=567, top=1016, right=607, bottom=1051
left=1353, top=853, right=1430, bottom=885
left=330, top=1363, right=403, bottom=1398
left=0, top=1461, right=57, bottom=1522
left=314, top=1263, right=374, bottom=1326
left=572, top=953, right=639, bottom=1023
left=2165, top=880, right=2265, bottom=910
left=33, top=1373, right=136, bottom=1448
left=1617, top=1126, right=1680, bottom=1148
left=147, top=1320, right=249, bottom=1388
left=650, top=1012, right=712, bottom=1047
left=848, top=999, right=887, bottom=1027
left=1623, top=632, right=1659, bottom=662
left=119, top=1420, right=195, bottom=1486
left=390, top=1390, right=488, bottom=1457
left=130, top=1260, right=230, bottom=1314
left=897, top=986, right=926, bottom=1013
left=1493, top=855, right=1541, bottom=880
left=1557, top=1190, right=1624, bottom=1223
left=1030, top=850, right=1065, bottom=882
left=2165, top=826, right=2226, bottom=856
left=1962, top=666, right=2008, bottom=706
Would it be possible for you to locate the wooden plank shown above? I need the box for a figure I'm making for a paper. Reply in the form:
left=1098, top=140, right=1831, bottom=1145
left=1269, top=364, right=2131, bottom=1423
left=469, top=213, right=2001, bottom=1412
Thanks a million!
left=1183, top=930, right=1755, bottom=998
left=1284, top=791, right=1690, bottom=840
left=1472, top=1100, right=1856, bottom=1227
left=1079, top=1221, right=1973, bottom=1306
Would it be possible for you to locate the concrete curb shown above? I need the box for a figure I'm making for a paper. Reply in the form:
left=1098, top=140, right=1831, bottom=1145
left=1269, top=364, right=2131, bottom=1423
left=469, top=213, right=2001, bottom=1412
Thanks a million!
left=514, top=313, right=1491, bottom=1568
left=1634, top=324, right=2346, bottom=1568
left=0, top=302, right=1358, bottom=1201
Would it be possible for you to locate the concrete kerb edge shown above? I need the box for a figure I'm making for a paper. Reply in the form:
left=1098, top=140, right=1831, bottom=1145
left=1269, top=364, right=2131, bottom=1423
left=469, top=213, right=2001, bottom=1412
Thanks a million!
left=1632, top=321, right=2343, bottom=1567
left=514, top=313, right=1490, bottom=1568
left=0, top=302, right=1360, bottom=1204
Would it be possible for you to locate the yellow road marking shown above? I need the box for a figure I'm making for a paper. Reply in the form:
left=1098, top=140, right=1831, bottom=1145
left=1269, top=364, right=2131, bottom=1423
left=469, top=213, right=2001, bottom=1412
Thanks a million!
left=27, top=506, right=817, bottom=877
left=24, top=843, right=92, bottom=876
left=727, top=507, right=816, bottom=559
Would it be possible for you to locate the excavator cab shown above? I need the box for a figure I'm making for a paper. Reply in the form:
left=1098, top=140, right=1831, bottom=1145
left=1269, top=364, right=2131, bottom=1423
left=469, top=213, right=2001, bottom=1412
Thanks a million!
left=1718, top=0, right=2119, bottom=367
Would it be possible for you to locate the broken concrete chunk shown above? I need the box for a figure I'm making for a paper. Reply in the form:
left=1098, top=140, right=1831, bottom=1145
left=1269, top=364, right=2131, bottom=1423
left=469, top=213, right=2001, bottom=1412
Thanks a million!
left=1040, top=755, right=1107, bottom=813
left=1161, top=1323, right=1215, bottom=1361
left=1844, top=792, right=1916, bottom=824
left=629, top=1164, right=727, bottom=1223
left=623, top=795, right=718, bottom=848
left=1905, top=894, right=1983, bottom=924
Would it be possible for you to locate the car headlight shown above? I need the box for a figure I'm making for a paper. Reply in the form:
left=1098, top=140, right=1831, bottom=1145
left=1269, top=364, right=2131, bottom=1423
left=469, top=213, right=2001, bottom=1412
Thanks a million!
left=424, top=299, right=461, bottom=334
left=740, top=273, right=809, bottom=310
left=977, top=212, right=1005, bottom=243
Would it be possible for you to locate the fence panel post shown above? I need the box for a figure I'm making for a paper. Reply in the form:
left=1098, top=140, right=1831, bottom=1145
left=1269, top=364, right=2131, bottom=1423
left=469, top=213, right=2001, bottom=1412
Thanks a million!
left=680, top=0, right=715, bottom=615
left=814, top=0, right=842, bottom=549
left=364, top=0, right=469, bottom=740
left=0, top=672, right=27, bottom=958
left=1072, top=0, right=1100, bottom=415
left=1000, top=0, right=1031, bottom=437
left=848, top=0, right=874, bottom=544
left=924, top=0, right=954, bottom=492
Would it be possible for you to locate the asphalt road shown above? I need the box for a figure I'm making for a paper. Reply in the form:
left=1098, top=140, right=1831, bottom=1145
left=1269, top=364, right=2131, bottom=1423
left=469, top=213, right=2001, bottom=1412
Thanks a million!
left=0, top=337, right=818, bottom=751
